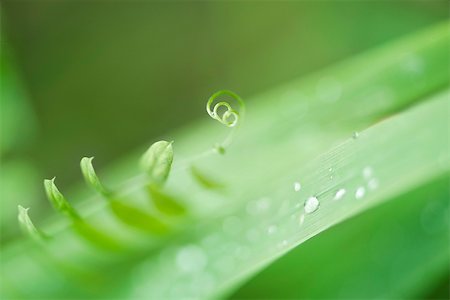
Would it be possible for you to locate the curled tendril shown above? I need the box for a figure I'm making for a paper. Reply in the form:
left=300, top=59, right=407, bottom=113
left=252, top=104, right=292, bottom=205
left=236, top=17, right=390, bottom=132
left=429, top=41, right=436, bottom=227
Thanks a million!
left=206, top=90, right=245, bottom=128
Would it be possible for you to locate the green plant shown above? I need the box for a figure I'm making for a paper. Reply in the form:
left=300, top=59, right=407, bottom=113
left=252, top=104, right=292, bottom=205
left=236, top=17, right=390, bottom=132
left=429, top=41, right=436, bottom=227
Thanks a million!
left=1, top=21, right=449, bottom=299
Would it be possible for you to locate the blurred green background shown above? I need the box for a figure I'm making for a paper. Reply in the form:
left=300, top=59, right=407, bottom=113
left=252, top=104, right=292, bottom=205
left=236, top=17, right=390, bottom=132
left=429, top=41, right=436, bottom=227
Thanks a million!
left=2, top=1, right=448, bottom=184
left=1, top=1, right=449, bottom=298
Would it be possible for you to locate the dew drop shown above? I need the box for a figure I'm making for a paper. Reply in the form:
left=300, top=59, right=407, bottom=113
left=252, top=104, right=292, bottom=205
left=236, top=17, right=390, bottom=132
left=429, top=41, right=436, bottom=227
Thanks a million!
left=352, top=132, right=359, bottom=139
left=355, top=187, right=366, bottom=199
left=247, top=197, right=270, bottom=215
left=363, top=166, right=373, bottom=179
left=304, top=196, right=320, bottom=214
left=293, top=182, right=302, bottom=192
left=176, top=245, right=207, bottom=273
left=256, top=198, right=270, bottom=211
left=334, top=188, right=346, bottom=200
left=267, top=225, right=278, bottom=235
left=299, top=213, right=305, bottom=225
left=368, top=178, right=379, bottom=190
left=278, top=240, right=289, bottom=249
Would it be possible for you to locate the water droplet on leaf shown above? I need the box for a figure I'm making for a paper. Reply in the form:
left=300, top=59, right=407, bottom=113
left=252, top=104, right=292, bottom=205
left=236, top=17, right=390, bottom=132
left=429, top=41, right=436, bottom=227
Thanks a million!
left=355, top=187, right=366, bottom=199
left=267, top=225, right=278, bottom=235
left=363, top=166, right=373, bottom=179
left=304, top=196, right=320, bottom=214
left=247, top=197, right=270, bottom=215
left=368, top=178, right=379, bottom=190
left=334, top=188, right=346, bottom=200
left=299, top=213, right=305, bottom=225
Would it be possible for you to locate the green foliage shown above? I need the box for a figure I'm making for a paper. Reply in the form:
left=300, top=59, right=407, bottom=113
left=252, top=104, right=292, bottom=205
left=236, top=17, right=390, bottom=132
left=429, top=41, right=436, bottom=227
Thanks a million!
left=1, top=22, right=449, bottom=300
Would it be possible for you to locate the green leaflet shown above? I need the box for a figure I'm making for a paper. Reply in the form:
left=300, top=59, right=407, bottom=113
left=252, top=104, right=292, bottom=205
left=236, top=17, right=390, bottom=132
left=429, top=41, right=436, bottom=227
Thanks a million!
left=139, top=140, right=187, bottom=217
left=80, top=157, right=109, bottom=197
left=140, top=141, right=174, bottom=186
left=17, top=205, right=47, bottom=241
left=44, top=178, right=81, bottom=220
left=71, top=220, right=125, bottom=252
left=109, top=200, right=169, bottom=235
left=81, top=156, right=170, bottom=234
left=44, top=178, right=123, bottom=251
left=190, top=166, right=225, bottom=191
left=146, top=184, right=186, bottom=216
